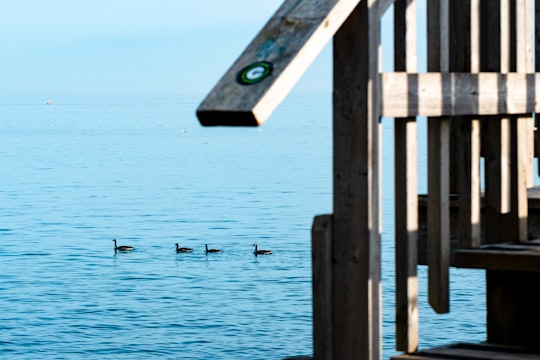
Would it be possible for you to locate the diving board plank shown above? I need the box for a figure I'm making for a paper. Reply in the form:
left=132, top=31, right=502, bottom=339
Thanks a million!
left=196, top=0, right=362, bottom=126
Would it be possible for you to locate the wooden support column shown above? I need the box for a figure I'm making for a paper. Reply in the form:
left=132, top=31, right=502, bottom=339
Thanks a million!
left=332, top=0, right=381, bottom=359
left=536, top=0, right=540, bottom=175
left=312, top=215, right=333, bottom=360
left=514, top=0, right=532, bottom=242
left=427, top=0, right=450, bottom=314
left=451, top=0, right=482, bottom=249
left=394, top=0, right=419, bottom=353
left=482, top=0, right=512, bottom=246
left=485, top=0, right=536, bottom=349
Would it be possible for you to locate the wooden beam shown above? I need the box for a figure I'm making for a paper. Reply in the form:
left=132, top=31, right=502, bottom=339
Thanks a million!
left=196, top=0, right=362, bottom=126
left=462, top=0, right=482, bottom=249
left=514, top=0, right=532, bottom=242
left=332, top=1, right=381, bottom=358
left=380, top=72, right=540, bottom=118
left=534, top=0, right=540, bottom=175
left=427, top=0, right=450, bottom=314
left=394, top=0, right=419, bottom=353
left=312, top=215, right=333, bottom=360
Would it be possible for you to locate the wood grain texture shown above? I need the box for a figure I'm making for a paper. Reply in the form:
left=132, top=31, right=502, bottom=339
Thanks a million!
left=332, top=1, right=381, bottom=358
left=311, top=215, right=333, bottom=360
left=391, top=342, right=540, bottom=359
left=426, top=0, right=450, bottom=315
left=455, top=245, right=540, bottom=271
left=380, top=72, right=540, bottom=117
left=196, top=0, right=362, bottom=126
left=534, top=0, right=540, bottom=175
left=393, top=0, right=419, bottom=353
left=514, top=0, right=533, bottom=242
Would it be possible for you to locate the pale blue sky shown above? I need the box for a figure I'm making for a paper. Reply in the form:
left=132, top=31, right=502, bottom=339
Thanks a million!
left=0, top=1, right=424, bottom=98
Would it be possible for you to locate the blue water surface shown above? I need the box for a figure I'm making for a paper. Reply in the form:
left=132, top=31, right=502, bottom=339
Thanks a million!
left=0, top=94, right=485, bottom=359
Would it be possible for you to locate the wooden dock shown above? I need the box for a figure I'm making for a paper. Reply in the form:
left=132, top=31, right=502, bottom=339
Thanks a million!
left=196, top=0, right=540, bottom=359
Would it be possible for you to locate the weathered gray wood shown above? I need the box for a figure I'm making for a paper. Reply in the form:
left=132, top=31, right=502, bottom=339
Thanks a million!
left=468, top=0, right=482, bottom=249
left=481, top=0, right=511, bottom=246
left=516, top=0, right=534, bottom=188
left=332, top=1, right=381, bottom=358
left=515, top=0, right=532, bottom=242
left=427, top=0, right=450, bottom=314
left=391, top=342, right=540, bottom=359
left=311, top=215, right=333, bottom=360
left=455, top=246, right=540, bottom=271
left=380, top=72, right=540, bottom=117
left=196, top=0, right=362, bottom=126
left=536, top=0, right=540, bottom=176
left=394, top=0, right=419, bottom=353
left=449, top=0, right=482, bottom=250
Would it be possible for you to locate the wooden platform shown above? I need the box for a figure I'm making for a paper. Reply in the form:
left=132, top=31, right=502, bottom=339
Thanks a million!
left=417, top=187, right=540, bottom=267
left=454, top=240, right=540, bottom=272
left=391, top=342, right=540, bottom=359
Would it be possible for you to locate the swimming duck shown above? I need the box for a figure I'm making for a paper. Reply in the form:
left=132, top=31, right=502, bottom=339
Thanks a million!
left=253, top=243, right=272, bottom=256
left=113, top=239, right=134, bottom=252
left=205, top=244, right=221, bottom=254
left=175, top=243, right=193, bottom=253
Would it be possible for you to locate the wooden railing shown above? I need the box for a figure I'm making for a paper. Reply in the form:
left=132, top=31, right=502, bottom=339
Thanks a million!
left=196, top=0, right=539, bottom=359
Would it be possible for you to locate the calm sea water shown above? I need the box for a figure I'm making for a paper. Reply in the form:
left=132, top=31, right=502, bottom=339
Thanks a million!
left=0, top=94, right=486, bottom=359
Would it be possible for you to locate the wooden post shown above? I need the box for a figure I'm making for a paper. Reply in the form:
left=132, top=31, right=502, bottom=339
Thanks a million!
left=394, top=0, right=419, bottom=353
left=427, top=0, right=450, bottom=314
left=312, top=215, right=333, bottom=360
left=450, top=0, right=482, bottom=250
left=536, top=0, right=540, bottom=175
left=332, top=0, right=381, bottom=358
left=515, top=0, right=532, bottom=242
left=482, top=0, right=512, bottom=247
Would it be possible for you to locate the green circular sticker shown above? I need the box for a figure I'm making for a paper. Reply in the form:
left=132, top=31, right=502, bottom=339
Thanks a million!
left=237, top=61, right=273, bottom=85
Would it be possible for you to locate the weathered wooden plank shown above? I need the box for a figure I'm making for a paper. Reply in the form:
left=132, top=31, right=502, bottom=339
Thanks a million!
left=394, top=0, right=419, bottom=353
left=380, top=72, right=540, bottom=117
left=479, top=0, right=510, bottom=230
left=332, top=1, right=381, bottom=358
left=427, top=0, right=450, bottom=315
left=392, top=342, right=540, bottom=359
left=196, top=0, right=362, bottom=126
left=311, top=215, right=333, bottom=360
left=455, top=246, right=540, bottom=271
left=515, top=0, right=533, bottom=242
left=447, top=0, right=483, bottom=250
left=536, top=0, right=540, bottom=176
left=516, top=0, right=534, bottom=188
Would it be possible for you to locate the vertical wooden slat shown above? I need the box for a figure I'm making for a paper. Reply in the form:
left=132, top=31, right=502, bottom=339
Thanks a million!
left=312, top=215, right=333, bottom=360
left=394, top=0, right=419, bottom=353
left=515, top=0, right=532, bottom=241
left=482, top=0, right=511, bottom=244
left=468, top=0, right=482, bottom=248
left=427, top=0, right=450, bottom=314
left=499, top=0, right=512, bottom=215
left=332, top=0, right=381, bottom=358
left=517, top=0, right=535, bottom=189
left=449, top=0, right=482, bottom=250
left=536, top=0, right=540, bottom=175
